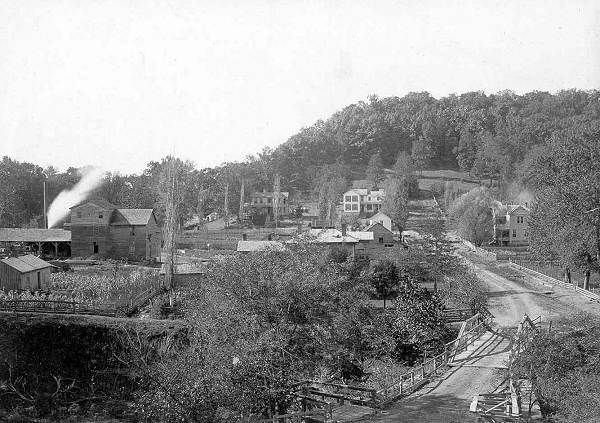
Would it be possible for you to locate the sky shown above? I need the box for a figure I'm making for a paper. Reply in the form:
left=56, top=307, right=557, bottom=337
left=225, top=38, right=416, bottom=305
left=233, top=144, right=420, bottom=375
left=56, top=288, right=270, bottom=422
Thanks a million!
left=1, top=0, right=599, bottom=174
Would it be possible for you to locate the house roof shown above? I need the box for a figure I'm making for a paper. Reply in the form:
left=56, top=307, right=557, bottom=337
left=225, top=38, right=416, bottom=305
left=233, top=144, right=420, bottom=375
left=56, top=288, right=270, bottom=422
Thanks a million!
left=371, top=211, right=391, bottom=220
left=111, top=209, right=155, bottom=226
left=1, top=255, right=54, bottom=273
left=237, top=240, right=286, bottom=252
left=252, top=191, right=290, bottom=198
left=347, top=231, right=374, bottom=241
left=364, top=222, right=392, bottom=233
left=344, top=189, right=369, bottom=196
left=507, top=204, right=530, bottom=214
left=0, top=228, right=71, bottom=242
left=70, top=198, right=117, bottom=210
left=308, top=229, right=360, bottom=243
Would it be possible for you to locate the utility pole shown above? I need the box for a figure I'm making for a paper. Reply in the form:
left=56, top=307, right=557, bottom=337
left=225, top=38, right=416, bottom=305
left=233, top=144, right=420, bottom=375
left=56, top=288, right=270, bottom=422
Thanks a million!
left=43, top=181, right=47, bottom=229
left=273, top=174, right=280, bottom=228
left=164, top=162, right=177, bottom=306
left=239, top=179, right=245, bottom=224
left=224, top=183, right=229, bottom=228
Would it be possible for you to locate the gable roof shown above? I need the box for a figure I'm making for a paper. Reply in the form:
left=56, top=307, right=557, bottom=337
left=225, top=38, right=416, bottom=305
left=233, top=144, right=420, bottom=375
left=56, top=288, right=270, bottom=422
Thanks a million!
left=1, top=255, right=54, bottom=273
left=364, top=222, right=392, bottom=234
left=70, top=198, right=117, bottom=210
left=236, top=240, right=286, bottom=252
left=111, top=209, right=155, bottom=226
left=371, top=211, right=390, bottom=219
left=347, top=230, right=374, bottom=241
left=507, top=204, right=530, bottom=214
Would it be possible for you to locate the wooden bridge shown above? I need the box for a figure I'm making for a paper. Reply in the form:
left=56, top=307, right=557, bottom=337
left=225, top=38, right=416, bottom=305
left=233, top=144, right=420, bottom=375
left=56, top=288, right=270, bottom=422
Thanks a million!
left=246, top=312, right=492, bottom=422
left=469, top=313, right=541, bottom=422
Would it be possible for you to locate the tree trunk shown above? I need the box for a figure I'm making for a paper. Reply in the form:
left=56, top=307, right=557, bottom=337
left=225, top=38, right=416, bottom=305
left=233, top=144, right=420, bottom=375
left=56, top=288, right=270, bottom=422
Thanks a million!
left=565, top=267, right=571, bottom=284
left=584, top=269, right=591, bottom=290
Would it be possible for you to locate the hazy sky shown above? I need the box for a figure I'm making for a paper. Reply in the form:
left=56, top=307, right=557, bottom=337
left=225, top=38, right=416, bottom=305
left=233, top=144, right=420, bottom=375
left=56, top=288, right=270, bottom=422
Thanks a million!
left=1, top=0, right=599, bottom=174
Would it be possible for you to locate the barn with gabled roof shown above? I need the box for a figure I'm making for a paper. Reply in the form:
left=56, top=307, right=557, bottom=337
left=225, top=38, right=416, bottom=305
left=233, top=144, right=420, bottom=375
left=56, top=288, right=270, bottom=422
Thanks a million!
left=69, top=199, right=162, bottom=260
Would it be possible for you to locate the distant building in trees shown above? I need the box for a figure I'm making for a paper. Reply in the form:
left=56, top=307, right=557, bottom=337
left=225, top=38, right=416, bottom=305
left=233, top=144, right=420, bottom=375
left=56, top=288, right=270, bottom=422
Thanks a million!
left=251, top=190, right=290, bottom=220
left=491, top=203, right=530, bottom=246
left=69, top=199, right=162, bottom=260
left=342, top=188, right=385, bottom=217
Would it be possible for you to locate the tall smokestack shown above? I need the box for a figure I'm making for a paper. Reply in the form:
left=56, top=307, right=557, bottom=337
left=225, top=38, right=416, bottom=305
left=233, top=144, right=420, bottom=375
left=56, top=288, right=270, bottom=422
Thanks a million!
left=43, top=181, right=47, bottom=229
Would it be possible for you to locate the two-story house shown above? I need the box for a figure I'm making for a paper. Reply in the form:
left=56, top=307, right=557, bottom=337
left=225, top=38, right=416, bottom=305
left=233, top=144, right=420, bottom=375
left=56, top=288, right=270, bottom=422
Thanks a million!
left=342, top=189, right=385, bottom=217
left=251, top=190, right=290, bottom=219
left=491, top=203, right=530, bottom=246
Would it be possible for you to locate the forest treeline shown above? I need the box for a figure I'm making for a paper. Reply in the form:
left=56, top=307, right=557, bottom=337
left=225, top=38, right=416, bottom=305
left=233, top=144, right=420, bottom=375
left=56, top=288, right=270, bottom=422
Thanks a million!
left=1, top=89, right=599, bottom=229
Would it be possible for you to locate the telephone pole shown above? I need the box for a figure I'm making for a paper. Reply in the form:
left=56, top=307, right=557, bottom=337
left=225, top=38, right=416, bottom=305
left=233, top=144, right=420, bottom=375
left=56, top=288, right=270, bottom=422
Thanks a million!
left=273, top=174, right=280, bottom=228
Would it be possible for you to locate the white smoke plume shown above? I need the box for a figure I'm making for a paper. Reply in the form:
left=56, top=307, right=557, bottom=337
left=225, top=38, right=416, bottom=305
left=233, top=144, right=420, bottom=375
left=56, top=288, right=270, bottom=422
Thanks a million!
left=47, top=167, right=106, bottom=228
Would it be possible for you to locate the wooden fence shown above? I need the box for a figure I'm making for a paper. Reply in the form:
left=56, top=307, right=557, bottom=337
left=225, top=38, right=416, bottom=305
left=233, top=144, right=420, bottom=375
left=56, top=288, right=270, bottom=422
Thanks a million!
left=0, top=282, right=165, bottom=318
left=0, top=299, right=117, bottom=316
left=509, top=259, right=600, bottom=302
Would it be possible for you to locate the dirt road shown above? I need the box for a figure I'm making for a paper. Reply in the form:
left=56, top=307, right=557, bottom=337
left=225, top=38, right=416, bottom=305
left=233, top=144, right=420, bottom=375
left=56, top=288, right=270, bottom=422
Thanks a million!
left=357, top=256, right=600, bottom=422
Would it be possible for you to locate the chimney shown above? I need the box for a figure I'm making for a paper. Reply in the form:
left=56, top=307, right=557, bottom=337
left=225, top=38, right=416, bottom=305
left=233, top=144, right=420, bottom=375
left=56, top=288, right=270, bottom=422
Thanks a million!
left=341, top=223, right=347, bottom=236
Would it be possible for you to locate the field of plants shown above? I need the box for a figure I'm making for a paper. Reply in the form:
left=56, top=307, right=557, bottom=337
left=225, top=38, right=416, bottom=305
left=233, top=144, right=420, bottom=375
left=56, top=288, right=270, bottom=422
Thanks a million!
left=48, top=263, right=162, bottom=306
left=0, top=263, right=162, bottom=309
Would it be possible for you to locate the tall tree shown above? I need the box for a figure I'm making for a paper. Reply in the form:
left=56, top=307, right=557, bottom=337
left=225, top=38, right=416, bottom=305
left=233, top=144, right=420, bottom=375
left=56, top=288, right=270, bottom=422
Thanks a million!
left=382, top=152, right=415, bottom=231
left=366, top=152, right=385, bottom=188
left=411, top=136, right=433, bottom=176
left=528, top=122, right=600, bottom=290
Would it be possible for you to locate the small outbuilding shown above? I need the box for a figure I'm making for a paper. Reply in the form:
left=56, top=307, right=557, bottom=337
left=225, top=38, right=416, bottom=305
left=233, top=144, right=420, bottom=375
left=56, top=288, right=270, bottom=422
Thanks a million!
left=0, top=255, right=54, bottom=291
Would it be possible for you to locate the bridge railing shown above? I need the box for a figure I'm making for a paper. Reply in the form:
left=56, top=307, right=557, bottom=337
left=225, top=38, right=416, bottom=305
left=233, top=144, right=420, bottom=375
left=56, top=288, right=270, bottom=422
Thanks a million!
left=376, top=311, right=491, bottom=406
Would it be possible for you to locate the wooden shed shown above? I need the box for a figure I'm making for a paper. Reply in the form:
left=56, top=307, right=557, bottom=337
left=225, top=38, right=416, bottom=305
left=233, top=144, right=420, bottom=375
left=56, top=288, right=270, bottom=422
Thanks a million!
left=0, top=255, right=54, bottom=291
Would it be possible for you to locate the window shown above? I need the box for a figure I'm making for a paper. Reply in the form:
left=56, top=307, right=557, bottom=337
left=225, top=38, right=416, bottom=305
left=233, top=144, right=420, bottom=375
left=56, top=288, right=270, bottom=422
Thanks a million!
left=351, top=204, right=358, bottom=211
left=99, top=213, right=103, bottom=218
left=379, top=237, right=384, bottom=244
left=512, top=230, right=517, bottom=238
left=93, top=242, right=98, bottom=254
left=517, top=216, right=524, bottom=224
left=385, top=244, right=394, bottom=247
left=351, top=196, right=358, bottom=202
left=366, top=204, right=372, bottom=211
left=345, top=195, right=351, bottom=202
left=345, top=204, right=351, bottom=211
left=268, top=198, right=272, bottom=203
left=368, top=197, right=371, bottom=201
left=77, top=211, right=82, bottom=218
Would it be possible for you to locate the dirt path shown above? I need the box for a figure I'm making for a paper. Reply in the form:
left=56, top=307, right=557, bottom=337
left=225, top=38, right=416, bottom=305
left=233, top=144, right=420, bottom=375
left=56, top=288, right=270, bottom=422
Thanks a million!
left=357, top=254, right=600, bottom=422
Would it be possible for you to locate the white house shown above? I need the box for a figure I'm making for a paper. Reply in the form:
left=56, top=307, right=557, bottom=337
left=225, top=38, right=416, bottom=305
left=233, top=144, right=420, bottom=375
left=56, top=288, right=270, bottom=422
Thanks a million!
left=491, top=204, right=530, bottom=246
left=342, top=189, right=385, bottom=216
